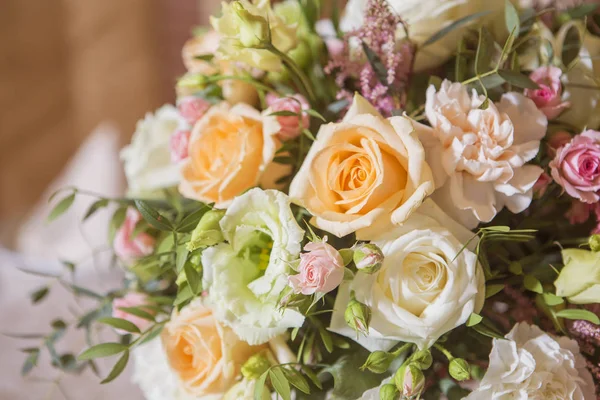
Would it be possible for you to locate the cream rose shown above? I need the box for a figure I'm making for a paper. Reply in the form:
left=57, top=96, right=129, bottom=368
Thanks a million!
left=340, top=0, right=503, bottom=71
left=289, top=94, right=434, bottom=240
left=178, top=102, right=279, bottom=208
left=161, top=299, right=267, bottom=398
left=466, top=322, right=596, bottom=400
left=329, top=200, right=485, bottom=350
left=421, top=80, right=547, bottom=229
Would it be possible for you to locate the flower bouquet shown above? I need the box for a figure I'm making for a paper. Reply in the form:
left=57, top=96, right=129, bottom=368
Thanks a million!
left=18, top=0, right=600, bottom=398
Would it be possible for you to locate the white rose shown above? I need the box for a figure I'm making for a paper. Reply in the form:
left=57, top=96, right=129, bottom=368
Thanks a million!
left=421, top=80, right=547, bottom=229
left=202, top=188, right=305, bottom=345
left=121, top=105, right=186, bottom=196
left=466, top=322, right=596, bottom=400
left=340, top=0, right=503, bottom=71
left=329, top=199, right=485, bottom=350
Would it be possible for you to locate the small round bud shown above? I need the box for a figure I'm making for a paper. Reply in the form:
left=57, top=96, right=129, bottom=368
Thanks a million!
left=344, top=297, right=372, bottom=335
left=395, top=364, right=425, bottom=398
left=353, top=243, right=384, bottom=274
left=589, top=234, right=600, bottom=252
left=379, top=383, right=399, bottom=400
left=362, top=350, right=395, bottom=374
left=241, top=351, right=271, bottom=379
left=449, top=358, right=471, bottom=381
left=410, top=349, right=433, bottom=370
left=187, top=209, right=226, bottom=251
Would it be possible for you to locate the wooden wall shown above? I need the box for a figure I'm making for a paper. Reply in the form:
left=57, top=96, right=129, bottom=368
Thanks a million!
left=0, top=0, right=219, bottom=226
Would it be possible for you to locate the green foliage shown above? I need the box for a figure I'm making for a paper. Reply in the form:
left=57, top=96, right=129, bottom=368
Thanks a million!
left=555, top=309, right=600, bottom=325
left=422, top=11, right=493, bottom=47
left=47, top=191, right=76, bottom=222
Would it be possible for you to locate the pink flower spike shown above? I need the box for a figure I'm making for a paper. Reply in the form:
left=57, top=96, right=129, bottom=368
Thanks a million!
left=525, top=66, right=570, bottom=120
left=113, top=208, right=155, bottom=265
left=177, top=96, right=211, bottom=126
left=289, top=239, right=344, bottom=295
left=112, top=293, right=153, bottom=334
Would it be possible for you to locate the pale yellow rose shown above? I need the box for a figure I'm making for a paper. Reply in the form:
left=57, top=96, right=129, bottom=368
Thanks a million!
left=162, top=299, right=267, bottom=398
left=210, top=0, right=297, bottom=72
left=289, top=94, right=434, bottom=239
left=178, top=102, right=280, bottom=208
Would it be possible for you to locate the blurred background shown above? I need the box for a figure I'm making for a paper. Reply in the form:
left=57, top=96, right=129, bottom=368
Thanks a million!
left=0, top=1, right=221, bottom=399
left=0, top=0, right=222, bottom=244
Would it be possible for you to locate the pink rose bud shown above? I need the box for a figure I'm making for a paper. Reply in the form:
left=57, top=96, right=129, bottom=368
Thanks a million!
left=533, top=172, right=552, bottom=198
left=550, top=130, right=600, bottom=203
left=566, top=200, right=593, bottom=225
left=548, top=131, right=572, bottom=152
left=525, top=66, right=570, bottom=120
left=170, top=129, right=191, bottom=163
left=111, top=292, right=153, bottom=334
left=113, top=208, right=155, bottom=264
left=288, top=240, right=344, bottom=295
left=266, top=94, right=310, bottom=141
left=177, top=96, right=211, bottom=126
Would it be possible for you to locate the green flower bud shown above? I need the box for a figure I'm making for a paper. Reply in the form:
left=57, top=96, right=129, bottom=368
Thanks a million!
left=555, top=249, right=600, bottom=304
left=241, top=351, right=272, bottom=380
left=232, top=2, right=270, bottom=48
left=394, top=364, right=424, bottom=398
left=589, top=234, right=600, bottom=252
left=362, top=350, right=395, bottom=374
left=379, top=383, right=399, bottom=400
left=449, top=358, right=471, bottom=381
left=344, top=296, right=372, bottom=335
left=187, top=209, right=226, bottom=251
left=410, top=349, right=433, bottom=370
left=353, top=243, right=384, bottom=274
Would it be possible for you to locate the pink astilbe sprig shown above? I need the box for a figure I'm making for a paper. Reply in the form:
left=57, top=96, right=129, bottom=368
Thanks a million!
left=325, top=0, right=414, bottom=116
left=569, top=313, right=600, bottom=394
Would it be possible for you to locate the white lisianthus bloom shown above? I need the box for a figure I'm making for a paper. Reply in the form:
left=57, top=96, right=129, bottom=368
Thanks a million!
left=202, top=188, right=305, bottom=345
left=421, top=80, right=547, bottom=229
left=340, top=0, right=503, bottom=71
left=121, top=105, right=186, bottom=196
left=466, top=322, right=596, bottom=400
left=329, top=200, right=485, bottom=350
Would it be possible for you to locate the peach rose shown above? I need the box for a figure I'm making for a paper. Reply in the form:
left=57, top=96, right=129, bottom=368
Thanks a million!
left=179, top=102, right=279, bottom=208
left=289, top=94, right=434, bottom=239
left=162, top=299, right=266, bottom=398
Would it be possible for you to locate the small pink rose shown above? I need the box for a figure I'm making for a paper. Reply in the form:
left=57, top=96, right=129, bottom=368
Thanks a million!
left=550, top=130, right=600, bottom=203
left=266, top=94, right=310, bottom=141
left=169, top=129, right=191, bottom=163
left=113, top=208, right=155, bottom=264
left=525, top=66, right=570, bottom=120
left=288, top=240, right=344, bottom=295
left=177, top=96, right=211, bottom=126
left=533, top=172, right=551, bottom=198
left=112, top=293, right=152, bottom=334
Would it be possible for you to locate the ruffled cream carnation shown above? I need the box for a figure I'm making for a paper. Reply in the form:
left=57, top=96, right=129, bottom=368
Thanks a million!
left=421, top=80, right=547, bottom=229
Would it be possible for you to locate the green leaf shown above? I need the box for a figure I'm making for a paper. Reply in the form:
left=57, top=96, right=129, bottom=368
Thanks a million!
left=542, top=293, right=564, bottom=306
left=498, top=70, right=539, bottom=89
left=117, top=307, right=155, bottom=322
left=109, top=207, right=127, bottom=242
left=321, top=351, right=380, bottom=399
left=193, top=53, right=214, bottom=61
left=97, top=317, right=141, bottom=334
left=176, top=246, right=190, bottom=273
left=101, top=350, right=129, bottom=384
left=176, top=205, right=210, bottom=233
left=174, top=283, right=194, bottom=307
left=361, top=41, right=389, bottom=87
left=509, top=261, right=523, bottom=275
left=78, top=343, right=127, bottom=361
left=504, top=0, right=520, bottom=36
left=523, top=275, right=543, bottom=294
left=273, top=156, right=294, bottom=164
left=83, top=199, right=109, bottom=221
left=269, top=368, right=291, bottom=400
left=21, top=349, right=40, bottom=376
left=184, top=263, right=202, bottom=295
left=254, top=370, right=269, bottom=400
left=467, top=313, right=483, bottom=327
left=423, top=11, right=492, bottom=46
left=47, top=192, right=76, bottom=222
left=567, top=3, right=600, bottom=19
left=30, top=286, right=49, bottom=304
left=319, top=328, right=334, bottom=353
left=282, top=367, right=311, bottom=394
left=302, top=128, right=316, bottom=141
left=475, top=26, right=494, bottom=74
left=134, top=200, right=173, bottom=231
left=486, top=284, right=505, bottom=298
left=470, top=323, right=504, bottom=339
left=269, top=110, right=300, bottom=117
left=301, top=365, right=322, bottom=390
left=138, top=324, right=165, bottom=346
left=306, top=108, right=326, bottom=122
left=339, top=249, right=354, bottom=266
left=556, top=309, right=600, bottom=325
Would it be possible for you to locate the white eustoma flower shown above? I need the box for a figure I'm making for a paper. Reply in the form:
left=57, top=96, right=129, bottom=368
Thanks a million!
left=329, top=200, right=485, bottom=350
left=121, top=105, right=186, bottom=196
left=421, top=80, right=547, bottom=229
left=466, top=322, right=596, bottom=400
left=202, top=188, right=305, bottom=345
left=340, top=0, right=503, bottom=71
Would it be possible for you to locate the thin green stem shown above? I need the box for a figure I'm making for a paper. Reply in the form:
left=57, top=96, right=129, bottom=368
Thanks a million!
left=433, top=343, right=454, bottom=361
left=266, top=44, right=317, bottom=105
left=392, top=342, right=414, bottom=357
left=462, top=69, right=497, bottom=86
